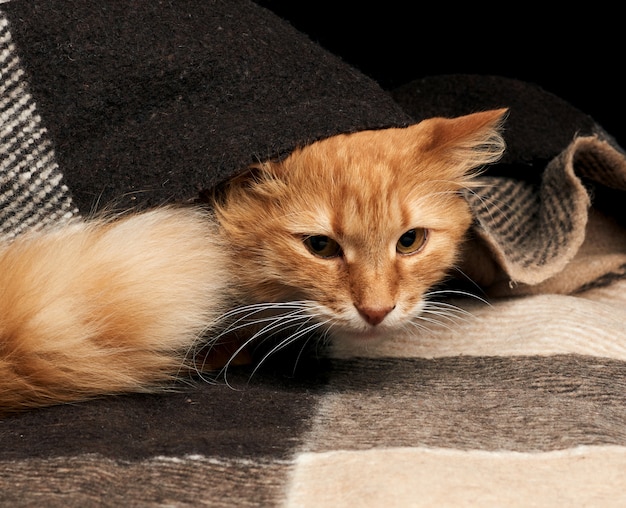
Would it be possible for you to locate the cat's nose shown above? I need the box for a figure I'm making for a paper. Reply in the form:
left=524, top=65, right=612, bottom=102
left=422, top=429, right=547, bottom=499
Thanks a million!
left=356, top=305, right=395, bottom=326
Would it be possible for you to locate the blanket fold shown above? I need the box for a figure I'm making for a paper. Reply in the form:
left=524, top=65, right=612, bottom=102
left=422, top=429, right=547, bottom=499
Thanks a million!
left=393, top=74, right=626, bottom=294
left=467, top=135, right=626, bottom=294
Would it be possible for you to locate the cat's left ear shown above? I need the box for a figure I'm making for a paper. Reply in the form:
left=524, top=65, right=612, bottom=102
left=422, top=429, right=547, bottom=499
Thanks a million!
left=417, top=108, right=508, bottom=177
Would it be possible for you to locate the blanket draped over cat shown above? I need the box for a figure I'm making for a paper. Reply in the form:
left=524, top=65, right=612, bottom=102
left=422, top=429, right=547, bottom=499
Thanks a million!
left=1, top=0, right=626, bottom=295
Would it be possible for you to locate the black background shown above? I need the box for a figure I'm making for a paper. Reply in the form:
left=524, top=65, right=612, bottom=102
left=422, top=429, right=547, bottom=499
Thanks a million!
left=257, top=2, right=626, bottom=148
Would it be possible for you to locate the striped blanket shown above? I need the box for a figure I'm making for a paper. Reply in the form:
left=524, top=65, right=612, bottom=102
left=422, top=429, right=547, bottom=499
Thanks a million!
left=1, top=1, right=626, bottom=506
left=3, top=284, right=626, bottom=506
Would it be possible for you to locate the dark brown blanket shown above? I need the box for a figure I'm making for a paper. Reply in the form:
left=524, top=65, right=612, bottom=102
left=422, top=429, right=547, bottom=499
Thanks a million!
left=1, top=1, right=626, bottom=506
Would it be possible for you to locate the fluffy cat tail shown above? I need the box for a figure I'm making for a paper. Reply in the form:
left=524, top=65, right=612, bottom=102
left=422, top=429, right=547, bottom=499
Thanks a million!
left=0, top=206, right=229, bottom=413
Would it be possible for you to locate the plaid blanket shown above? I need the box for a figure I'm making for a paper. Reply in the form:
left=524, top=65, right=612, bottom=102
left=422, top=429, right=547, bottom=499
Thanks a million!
left=2, top=1, right=626, bottom=506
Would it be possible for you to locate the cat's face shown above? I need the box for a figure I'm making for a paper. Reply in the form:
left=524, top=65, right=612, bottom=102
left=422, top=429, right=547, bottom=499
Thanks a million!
left=216, top=109, right=506, bottom=343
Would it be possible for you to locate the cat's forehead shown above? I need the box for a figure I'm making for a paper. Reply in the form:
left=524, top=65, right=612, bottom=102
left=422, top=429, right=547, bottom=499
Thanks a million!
left=276, top=127, right=472, bottom=233
left=283, top=176, right=453, bottom=237
left=289, top=132, right=451, bottom=194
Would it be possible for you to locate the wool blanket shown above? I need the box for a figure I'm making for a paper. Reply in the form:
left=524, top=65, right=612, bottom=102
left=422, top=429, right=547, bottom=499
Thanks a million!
left=1, top=1, right=626, bottom=506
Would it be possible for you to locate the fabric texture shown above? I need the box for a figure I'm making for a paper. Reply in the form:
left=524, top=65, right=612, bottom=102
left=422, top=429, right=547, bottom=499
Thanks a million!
left=1, top=1, right=626, bottom=506
left=0, top=15, right=77, bottom=241
left=393, top=75, right=626, bottom=294
left=2, top=0, right=411, bottom=215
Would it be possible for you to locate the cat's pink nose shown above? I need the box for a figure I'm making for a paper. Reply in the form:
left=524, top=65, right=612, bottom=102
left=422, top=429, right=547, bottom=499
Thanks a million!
left=356, top=305, right=395, bottom=326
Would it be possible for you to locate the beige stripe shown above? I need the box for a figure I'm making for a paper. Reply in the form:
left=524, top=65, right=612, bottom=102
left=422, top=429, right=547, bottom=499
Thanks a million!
left=331, top=280, right=626, bottom=361
left=284, top=445, right=626, bottom=508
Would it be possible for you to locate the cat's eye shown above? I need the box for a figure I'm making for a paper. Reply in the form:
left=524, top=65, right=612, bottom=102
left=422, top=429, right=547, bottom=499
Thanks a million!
left=396, top=228, right=428, bottom=255
left=303, top=235, right=342, bottom=258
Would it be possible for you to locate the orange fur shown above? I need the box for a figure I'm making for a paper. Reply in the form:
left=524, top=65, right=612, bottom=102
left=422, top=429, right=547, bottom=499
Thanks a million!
left=0, top=109, right=506, bottom=413
left=215, top=109, right=507, bottom=342
left=0, top=207, right=230, bottom=412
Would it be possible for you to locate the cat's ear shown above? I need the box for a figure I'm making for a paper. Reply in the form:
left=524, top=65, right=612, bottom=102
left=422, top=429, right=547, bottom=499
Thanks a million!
left=212, top=157, right=287, bottom=206
left=415, top=108, right=508, bottom=177
left=216, top=159, right=277, bottom=192
left=210, top=164, right=263, bottom=205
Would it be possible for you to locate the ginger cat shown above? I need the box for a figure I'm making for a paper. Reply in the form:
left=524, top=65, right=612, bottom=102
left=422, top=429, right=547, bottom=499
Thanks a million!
left=0, top=109, right=506, bottom=413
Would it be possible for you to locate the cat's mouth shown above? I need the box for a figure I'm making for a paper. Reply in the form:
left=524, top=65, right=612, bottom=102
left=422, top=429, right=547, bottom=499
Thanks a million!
left=319, top=303, right=415, bottom=343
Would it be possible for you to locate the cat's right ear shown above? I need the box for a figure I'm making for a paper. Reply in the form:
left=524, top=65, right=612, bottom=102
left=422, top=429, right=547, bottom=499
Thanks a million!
left=206, top=166, right=257, bottom=204
left=210, top=157, right=284, bottom=204
left=237, top=153, right=290, bottom=182
left=227, top=164, right=265, bottom=188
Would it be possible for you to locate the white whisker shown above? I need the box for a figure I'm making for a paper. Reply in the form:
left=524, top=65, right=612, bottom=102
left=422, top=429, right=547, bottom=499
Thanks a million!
left=411, top=314, right=458, bottom=333
left=427, top=288, right=491, bottom=307
left=247, top=318, right=331, bottom=380
left=421, top=307, right=470, bottom=325
left=188, top=300, right=333, bottom=387
left=404, top=287, right=490, bottom=336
